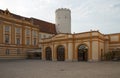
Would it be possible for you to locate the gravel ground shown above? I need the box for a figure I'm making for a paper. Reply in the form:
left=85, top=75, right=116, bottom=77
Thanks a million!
left=0, top=60, right=120, bottom=78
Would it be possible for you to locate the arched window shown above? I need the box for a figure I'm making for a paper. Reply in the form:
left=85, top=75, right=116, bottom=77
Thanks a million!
left=78, top=44, right=88, bottom=61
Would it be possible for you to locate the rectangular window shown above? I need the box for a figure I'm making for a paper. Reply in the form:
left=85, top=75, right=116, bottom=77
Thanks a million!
left=49, top=35, right=51, bottom=38
left=26, top=38, right=30, bottom=45
left=16, top=28, right=21, bottom=34
left=33, top=38, right=36, bottom=46
left=5, top=35, right=9, bottom=44
left=6, top=49, right=10, bottom=55
left=43, top=35, right=46, bottom=38
left=26, top=29, right=30, bottom=35
left=32, top=30, right=36, bottom=37
left=39, top=34, right=41, bottom=39
left=34, top=31, right=36, bottom=37
left=16, top=38, right=20, bottom=45
left=5, top=26, right=10, bottom=32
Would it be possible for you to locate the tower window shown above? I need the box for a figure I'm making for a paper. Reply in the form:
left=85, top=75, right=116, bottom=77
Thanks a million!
left=58, top=17, right=60, bottom=19
left=65, top=16, right=67, bottom=19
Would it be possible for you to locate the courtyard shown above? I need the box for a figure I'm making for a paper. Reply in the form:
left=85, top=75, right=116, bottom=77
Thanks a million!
left=0, top=60, right=120, bottom=78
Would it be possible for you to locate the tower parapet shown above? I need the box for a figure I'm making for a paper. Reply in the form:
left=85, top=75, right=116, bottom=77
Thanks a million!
left=56, top=8, right=71, bottom=13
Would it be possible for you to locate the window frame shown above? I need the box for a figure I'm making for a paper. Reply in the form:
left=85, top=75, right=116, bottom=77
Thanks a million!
left=5, top=26, right=10, bottom=32
left=16, top=38, right=20, bottom=45
left=26, top=38, right=30, bottom=45
left=33, top=38, right=36, bottom=46
left=16, top=27, right=21, bottom=34
left=26, top=29, right=30, bottom=35
left=5, top=34, right=9, bottom=44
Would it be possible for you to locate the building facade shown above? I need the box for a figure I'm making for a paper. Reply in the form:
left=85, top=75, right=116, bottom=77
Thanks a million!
left=40, top=32, right=120, bottom=61
left=0, top=9, right=56, bottom=59
left=0, top=8, right=120, bottom=61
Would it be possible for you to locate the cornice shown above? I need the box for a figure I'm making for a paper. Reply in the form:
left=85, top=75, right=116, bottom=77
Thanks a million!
left=0, top=15, right=39, bottom=29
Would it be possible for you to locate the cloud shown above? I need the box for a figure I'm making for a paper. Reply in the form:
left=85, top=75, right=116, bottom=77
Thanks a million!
left=110, top=2, right=120, bottom=8
left=0, top=0, right=120, bottom=34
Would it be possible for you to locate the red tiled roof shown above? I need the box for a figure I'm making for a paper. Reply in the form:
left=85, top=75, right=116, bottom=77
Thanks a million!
left=31, top=18, right=56, bottom=34
left=0, top=9, right=57, bottom=34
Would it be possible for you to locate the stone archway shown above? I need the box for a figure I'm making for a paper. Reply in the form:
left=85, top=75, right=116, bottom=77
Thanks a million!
left=57, top=45, right=65, bottom=61
left=78, top=44, right=88, bottom=61
left=45, top=47, right=52, bottom=61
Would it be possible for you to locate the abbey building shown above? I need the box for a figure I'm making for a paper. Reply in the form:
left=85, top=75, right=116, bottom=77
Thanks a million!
left=0, top=8, right=120, bottom=61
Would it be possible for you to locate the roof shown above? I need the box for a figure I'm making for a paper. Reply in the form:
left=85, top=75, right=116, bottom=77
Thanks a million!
left=31, top=18, right=56, bottom=34
left=0, top=9, right=57, bottom=34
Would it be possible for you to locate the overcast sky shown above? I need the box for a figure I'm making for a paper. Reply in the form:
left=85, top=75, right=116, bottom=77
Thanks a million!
left=0, top=0, right=120, bottom=34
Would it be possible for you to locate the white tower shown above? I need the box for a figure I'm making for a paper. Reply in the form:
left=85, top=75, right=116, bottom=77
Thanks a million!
left=55, top=8, right=71, bottom=33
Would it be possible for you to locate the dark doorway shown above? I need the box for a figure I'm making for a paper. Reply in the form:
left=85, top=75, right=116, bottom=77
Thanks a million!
left=27, top=52, right=41, bottom=59
left=45, top=47, right=52, bottom=61
left=34, top=52, right=41, bottom=59
left=57, top=45, right=65, bottom=61
left=78, top=44, right=88, bottom=61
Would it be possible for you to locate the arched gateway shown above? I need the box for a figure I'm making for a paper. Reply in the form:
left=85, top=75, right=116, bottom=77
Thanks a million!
left=78, top=44, right=88, bottom=61
left=45, top=47, right=52, bottom=60
left=57, top=45, right=65, bottom=61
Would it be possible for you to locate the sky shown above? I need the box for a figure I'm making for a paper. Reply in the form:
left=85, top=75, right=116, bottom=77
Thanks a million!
left=0, top=0, right=120, bottom=34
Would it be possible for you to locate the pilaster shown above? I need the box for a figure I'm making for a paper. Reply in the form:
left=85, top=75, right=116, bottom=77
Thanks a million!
left=89, top=31, right=92, bottom=61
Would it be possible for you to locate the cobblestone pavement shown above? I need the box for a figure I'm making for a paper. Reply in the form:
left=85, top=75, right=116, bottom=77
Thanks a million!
left=0, top=60, right=120, bottom=78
